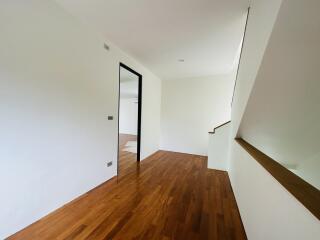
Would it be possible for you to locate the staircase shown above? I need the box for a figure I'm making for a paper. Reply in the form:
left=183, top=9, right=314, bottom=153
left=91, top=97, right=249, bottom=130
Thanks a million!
left=207, top=121, right=231, bottom=171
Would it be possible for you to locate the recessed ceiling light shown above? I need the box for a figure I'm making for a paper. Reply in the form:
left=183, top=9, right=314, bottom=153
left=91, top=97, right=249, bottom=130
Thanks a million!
left=104, top=43, right=110, bottom=50
left=178, top=59, right=185, bottom=62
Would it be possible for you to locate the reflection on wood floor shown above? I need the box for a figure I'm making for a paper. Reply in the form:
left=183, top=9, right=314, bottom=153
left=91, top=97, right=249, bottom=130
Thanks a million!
left=119, top=134, right=138, bottom=177
left=9, top=145, right=247, bottom=239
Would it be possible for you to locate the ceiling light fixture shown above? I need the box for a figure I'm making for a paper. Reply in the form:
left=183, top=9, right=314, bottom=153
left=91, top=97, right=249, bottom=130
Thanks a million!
left=104, top=43, right=110, bottom=51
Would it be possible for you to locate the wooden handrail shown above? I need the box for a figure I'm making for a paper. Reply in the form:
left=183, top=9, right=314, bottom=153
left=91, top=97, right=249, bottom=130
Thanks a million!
left=208, top=121, right=231, bottom=134
left=236, top=138, right=320, bottom=220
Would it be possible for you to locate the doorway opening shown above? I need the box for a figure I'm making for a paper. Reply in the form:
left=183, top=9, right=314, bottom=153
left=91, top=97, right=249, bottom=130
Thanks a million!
left=118, top=63, right=142, bottom=177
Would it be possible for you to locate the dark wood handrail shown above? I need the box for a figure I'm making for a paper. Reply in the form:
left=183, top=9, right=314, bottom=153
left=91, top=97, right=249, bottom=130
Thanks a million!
left=236, top=138, right=320, bottom=220
left=208, top=121, right=231, bottom=134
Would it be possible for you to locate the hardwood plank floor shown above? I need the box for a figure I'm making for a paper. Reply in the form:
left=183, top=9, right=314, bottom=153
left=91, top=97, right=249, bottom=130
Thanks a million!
left=118, top=134, right=138, bottom=177
left=8, top=151, right=247, bottom=240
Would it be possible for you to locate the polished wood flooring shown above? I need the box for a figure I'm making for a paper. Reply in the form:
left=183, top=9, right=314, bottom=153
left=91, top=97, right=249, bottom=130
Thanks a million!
left=118, top=134, right=138, bottom=177
left=8, top=150, right=246, bottom=240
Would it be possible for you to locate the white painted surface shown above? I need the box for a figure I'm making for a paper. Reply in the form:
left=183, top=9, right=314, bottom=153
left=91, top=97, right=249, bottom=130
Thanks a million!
left=229, top=141, right=320, bottom=240
left=238, top=0, right=320, bottom=189
left=119, top=98, right=138, bottom=135
left=120, top=68, right=139, bottom=99
left=55, top=0, right=248, bottom=80
left=207, top=123, right=231, bottom=171
left=119, top=70, right=139, bottom=135
left=120, top=67, right=139, bottom=83
left=231, top=0, right=283, bottom=137
left=228, top=0, right=320, bottom=238
left=160, top=75, right=234, bottom=156
left=295, top=152, right=320, bottom=190
left=0, top=1, right=161, bottom=238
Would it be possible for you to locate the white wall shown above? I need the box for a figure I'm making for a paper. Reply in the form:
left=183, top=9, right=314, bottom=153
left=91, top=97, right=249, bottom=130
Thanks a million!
left=238, top=0, right=320, bottom=190
left=0, top=0, right=161, bottom=238
left=231, top=0, right=283, bottom=138
left=295, top=152, right=320, bottom=190
left=207, top=123, right=231, bottom=171
left=160, top=75, right=234, bottom=156
left=119, top=98, right=138, bottom=135
left=229, top=141, right=320, bottom=240
left=228, top=0, right=320, bottom=239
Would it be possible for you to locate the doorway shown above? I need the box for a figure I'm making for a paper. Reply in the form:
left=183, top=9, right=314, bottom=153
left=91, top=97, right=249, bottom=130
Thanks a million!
left=118, top=63, right=142, bottom=177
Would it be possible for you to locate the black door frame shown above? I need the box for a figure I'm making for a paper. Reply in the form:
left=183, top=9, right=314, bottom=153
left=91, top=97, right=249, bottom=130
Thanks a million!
left=117, top=62, right=142, bottom=174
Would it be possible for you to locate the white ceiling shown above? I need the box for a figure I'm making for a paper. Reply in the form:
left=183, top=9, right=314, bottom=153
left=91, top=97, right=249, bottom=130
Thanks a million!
left=120, top=67, right=139, bottom=98
left=55, top=0, right=249, bottom=80
left=120, top=67, right=139, bottom=83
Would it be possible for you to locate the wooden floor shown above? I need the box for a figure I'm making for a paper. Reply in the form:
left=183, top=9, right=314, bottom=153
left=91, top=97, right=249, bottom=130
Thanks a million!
left=8, top=150, right=246, bottom=240
left=118, top=134, right=138, bottom=177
